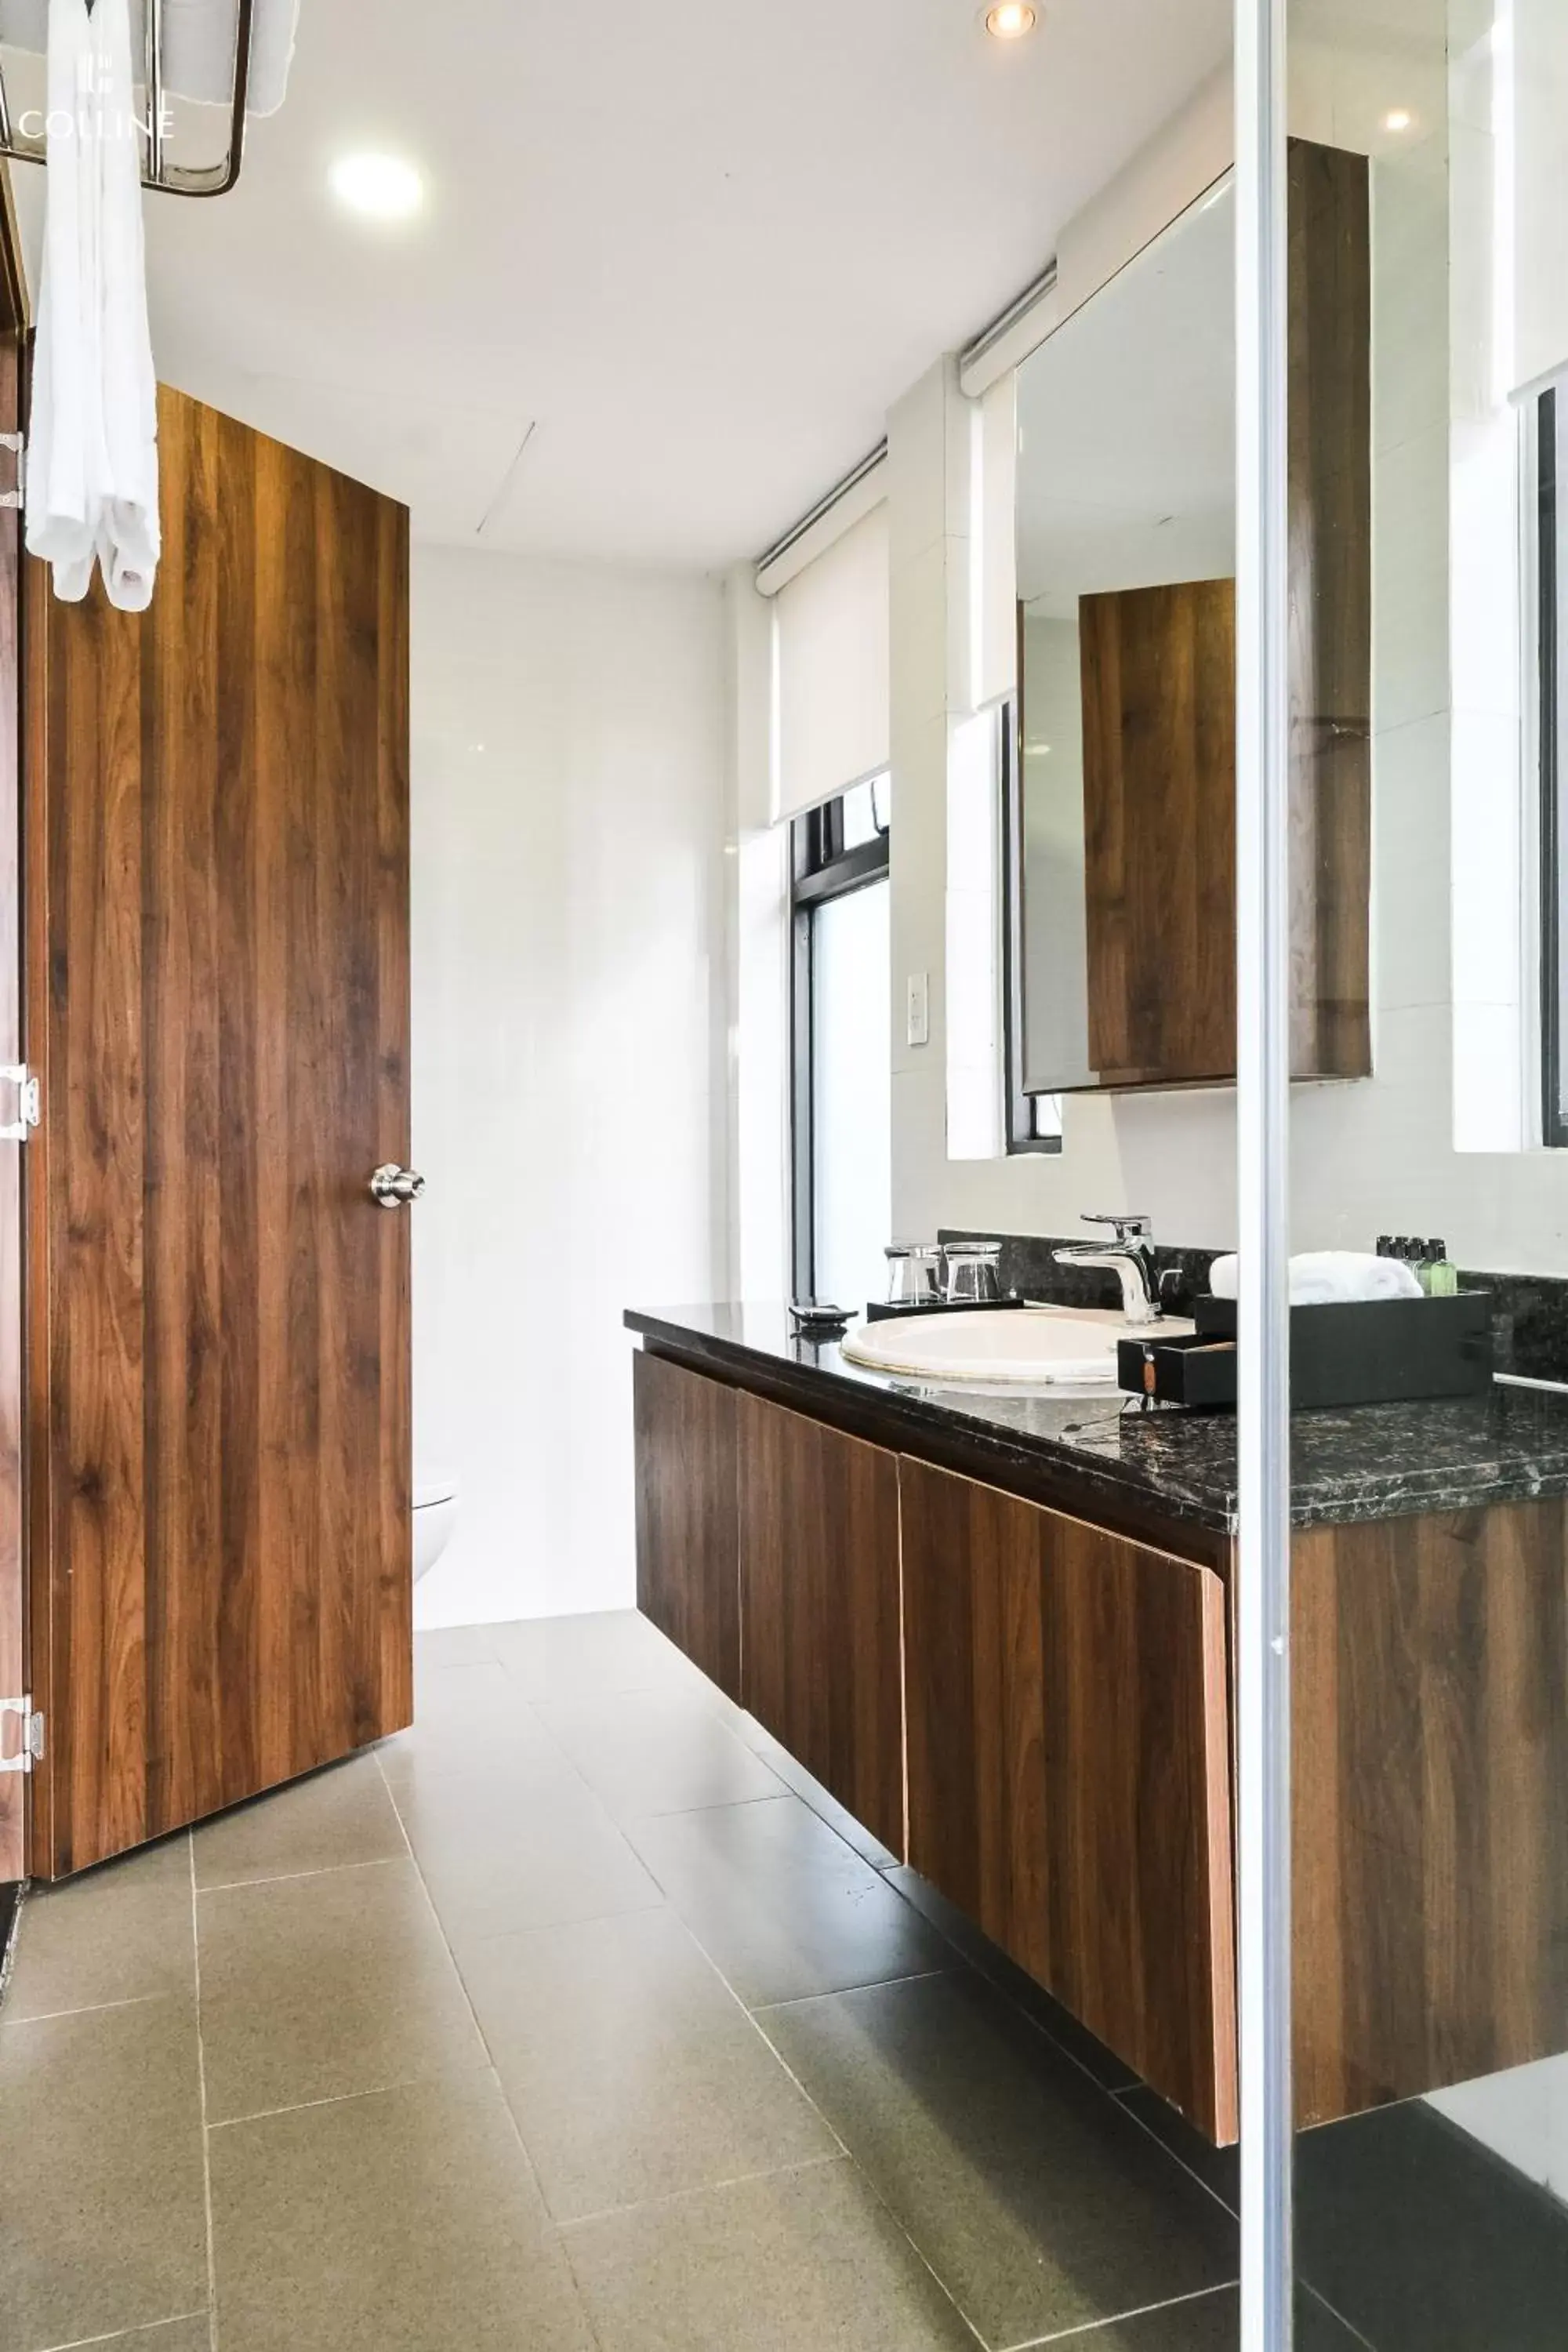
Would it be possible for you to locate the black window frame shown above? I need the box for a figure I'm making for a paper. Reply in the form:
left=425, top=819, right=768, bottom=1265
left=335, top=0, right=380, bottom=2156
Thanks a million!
left=1541, top=386, right=1568, bottom=1147
left=999, top=694, right=1065, bottom=1156
left=789, top=785, right=891, bottom=1304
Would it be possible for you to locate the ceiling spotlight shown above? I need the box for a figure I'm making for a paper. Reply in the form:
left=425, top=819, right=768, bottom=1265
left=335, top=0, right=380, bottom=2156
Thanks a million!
left=985, top=4, right=1037, bottom=38
left=1382, top=107, right=1414, bottom=133
left=328, top=151, right=425, bottom=222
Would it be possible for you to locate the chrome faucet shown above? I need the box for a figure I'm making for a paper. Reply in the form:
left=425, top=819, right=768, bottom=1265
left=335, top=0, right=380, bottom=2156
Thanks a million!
left=1054, top=1213, right=1163, bottom=1327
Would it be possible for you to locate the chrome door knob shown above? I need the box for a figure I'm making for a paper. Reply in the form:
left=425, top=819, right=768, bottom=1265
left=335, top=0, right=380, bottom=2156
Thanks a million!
left=370, top=1163, right=426, bottom=1208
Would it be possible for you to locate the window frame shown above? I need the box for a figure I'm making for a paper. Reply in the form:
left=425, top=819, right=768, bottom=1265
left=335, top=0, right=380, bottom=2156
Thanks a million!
left=789, top=785, right=891, bottom=1303
left=999, top=694, right=1065, bottom=1156
left=1540, top=385, right=1568, bottom=1147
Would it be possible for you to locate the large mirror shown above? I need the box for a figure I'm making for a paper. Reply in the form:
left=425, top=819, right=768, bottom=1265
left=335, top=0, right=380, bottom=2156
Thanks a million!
left=1015, top=181, right=1236, bottom=1096
left=1011, top=150, right=1372, bottom=1102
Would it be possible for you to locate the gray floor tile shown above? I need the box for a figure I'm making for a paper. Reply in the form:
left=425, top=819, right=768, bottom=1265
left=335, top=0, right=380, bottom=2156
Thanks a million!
left=191, top=1754, right=408, bottom=1889
left=2, top=1835, right=194, bottom=2023
left=394, top=1766, right=664, bottom=1941
left=196, top=1858, right=485, bottom=2124
left=732, top=1715, right=901, bottom=1870
left=537, top=1685, right=786, bottom=1822
left=209, top=2069, right=595, bottom=2351
left=414, top=1624, right=504, bottom=1668
left=562, top=2156, right=976, bottom=2351
left=890, top=1864, right=1142, bottom=2093
left=455, top=1908, right=837, bottom=2220
left=1008, top=2284, right=1363, bottom=2348
left=490, top=1608, right=716, bottom=1701
left=73, top=2322, right=215, bottom=2350
left=1119, top=2087, right=1240, bottom=2211
left=0, top=1996, right=208, bottom=2352
left=757, top=1971, right=1236, bottom=2350
left=378, top=1658, right=572, bottom=1791
left=1294, top=2096, right=1568, bottom=2352
left=626, top=1795, right=949, bottom=2005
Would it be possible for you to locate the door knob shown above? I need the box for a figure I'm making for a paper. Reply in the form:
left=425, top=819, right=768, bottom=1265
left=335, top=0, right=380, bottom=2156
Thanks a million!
left=370, top=1163, right=426, bottom=1208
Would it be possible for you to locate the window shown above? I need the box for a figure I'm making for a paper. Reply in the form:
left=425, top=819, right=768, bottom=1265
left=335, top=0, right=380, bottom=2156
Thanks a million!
left=791, top=779, right=891, bottom=1307
left=998, top=697, right=1064, bottom=1153
left=1539, top=386, right=1568, bottom=1145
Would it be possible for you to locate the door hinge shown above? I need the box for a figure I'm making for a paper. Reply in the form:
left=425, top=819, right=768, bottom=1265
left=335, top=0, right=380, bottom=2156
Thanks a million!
left=0, top=1697, right=43, bottom=1775
left=0, top=1064, right=39, bottom=1142
left=0, top=430, right=24, bottom=511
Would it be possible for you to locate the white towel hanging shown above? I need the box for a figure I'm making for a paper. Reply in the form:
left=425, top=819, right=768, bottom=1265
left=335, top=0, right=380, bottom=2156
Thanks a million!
left=25, top=0, right=161, bottom=611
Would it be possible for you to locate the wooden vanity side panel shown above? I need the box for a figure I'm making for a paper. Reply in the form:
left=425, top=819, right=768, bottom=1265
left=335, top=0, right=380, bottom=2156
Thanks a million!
left=737, top=1392, right=905, bottom=1859
left=1293, top=1501, right=1568, bottom=2125
left=1080, top=579, right=1238, bottom=1088
left=902, top=1459, right=1238, bottom=2143
left=633, top=1350, right=741, bottom=1704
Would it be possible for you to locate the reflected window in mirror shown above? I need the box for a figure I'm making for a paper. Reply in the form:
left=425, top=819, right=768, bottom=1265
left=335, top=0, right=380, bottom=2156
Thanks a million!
left=790, top=780, right=892, bottom=1307
left=999, top=695, right=1063, bottom=1153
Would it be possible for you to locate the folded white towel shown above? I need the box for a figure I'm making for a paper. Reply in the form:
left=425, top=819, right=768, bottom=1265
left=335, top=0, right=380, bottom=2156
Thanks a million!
left=26, top=0, right=161, bottom=612
left=0, top=0, right=299, bottom=117
left=1207, top=1250, right=1424, bottom=1306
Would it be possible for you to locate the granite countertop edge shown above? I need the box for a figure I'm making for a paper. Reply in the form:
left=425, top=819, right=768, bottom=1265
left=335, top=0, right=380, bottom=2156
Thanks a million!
left=626, top=1305, right=1568, bottom=1537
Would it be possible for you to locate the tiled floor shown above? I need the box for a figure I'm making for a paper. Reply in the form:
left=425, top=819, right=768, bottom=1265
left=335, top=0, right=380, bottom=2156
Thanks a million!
left=2, top=1610, right=1566, bottom=2350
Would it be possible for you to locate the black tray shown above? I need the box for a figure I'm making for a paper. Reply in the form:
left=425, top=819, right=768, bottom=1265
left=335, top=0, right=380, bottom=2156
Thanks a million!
left=1119, top=1290, right=1496, bottom=1410
left=864, top=1295, right=1029, bottom=1325
left=1118, top=1330, right=1241, bottom=1409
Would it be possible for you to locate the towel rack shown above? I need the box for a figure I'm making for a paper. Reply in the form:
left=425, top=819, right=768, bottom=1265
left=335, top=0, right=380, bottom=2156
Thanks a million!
left=0, top=0, right=253, bottom=197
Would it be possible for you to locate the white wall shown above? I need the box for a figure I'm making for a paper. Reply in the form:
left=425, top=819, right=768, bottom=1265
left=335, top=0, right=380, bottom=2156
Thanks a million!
left=411, top=546, right=729, bottom=1628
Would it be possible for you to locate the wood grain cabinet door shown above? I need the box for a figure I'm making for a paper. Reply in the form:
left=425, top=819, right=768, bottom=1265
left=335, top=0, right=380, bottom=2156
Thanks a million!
left=27, top=387, right=412, bottom=1878
left=901, top=1459, right=1238, bottom=2143
left=1293, top=1504, right=1568, bottom=2127
left=1079, top=578, right=1238, bottom=1087
left=737, top=1392, right=904, bottom=1859
left=633, top=1352, right=741, bottom=1703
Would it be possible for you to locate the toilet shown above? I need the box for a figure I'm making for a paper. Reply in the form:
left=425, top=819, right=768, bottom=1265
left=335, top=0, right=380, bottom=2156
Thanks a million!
left=413, top=1475, right=459, bottom=1583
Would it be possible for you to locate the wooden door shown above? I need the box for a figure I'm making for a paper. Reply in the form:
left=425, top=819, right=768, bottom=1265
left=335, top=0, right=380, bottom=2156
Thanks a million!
left=737, top=1392, right=904, bottom=1857
left=1079, top=577, right=1238, bottom=1087
left=26, top=386, right=412, bottom=1879
left=0, top=172, right=25, bottom=1878
left=633, top=1350, right=741, bottom=1702
left=901, top=1458, right=1238, bottom=2143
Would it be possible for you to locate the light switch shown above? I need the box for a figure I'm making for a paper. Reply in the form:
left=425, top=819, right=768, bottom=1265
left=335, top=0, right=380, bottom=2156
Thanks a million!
left=906, top=971, right=931, bottom=1049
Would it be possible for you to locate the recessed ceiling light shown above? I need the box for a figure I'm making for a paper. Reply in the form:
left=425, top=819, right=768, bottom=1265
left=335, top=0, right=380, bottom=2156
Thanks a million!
left=985, top=3, right=1037, bottom=39
left=1382, top=107, right=1414, bottom=133
left=328, top=151, right=425, bottom=222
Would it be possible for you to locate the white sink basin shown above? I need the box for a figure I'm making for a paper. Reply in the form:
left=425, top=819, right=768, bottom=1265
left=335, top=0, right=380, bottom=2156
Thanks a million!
left=841, top=1305, right=1194, bottom=1389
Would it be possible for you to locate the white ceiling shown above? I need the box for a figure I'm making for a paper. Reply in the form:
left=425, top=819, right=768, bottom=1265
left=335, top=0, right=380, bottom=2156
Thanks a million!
left=9, top=0, right=1231, bottom=569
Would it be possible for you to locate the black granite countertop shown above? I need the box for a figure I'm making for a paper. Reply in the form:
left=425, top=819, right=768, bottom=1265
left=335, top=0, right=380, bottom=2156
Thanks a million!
left=625, top=1301, right=1568, bottom=1535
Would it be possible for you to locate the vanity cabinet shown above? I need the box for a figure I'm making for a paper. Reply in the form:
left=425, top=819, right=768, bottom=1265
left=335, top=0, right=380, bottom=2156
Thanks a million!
left=633, top=1351, right=742, bottom=1703
left=899, top=1458, right=1237, bottom=2142
left=737, top=1393, right=905, bottom=1858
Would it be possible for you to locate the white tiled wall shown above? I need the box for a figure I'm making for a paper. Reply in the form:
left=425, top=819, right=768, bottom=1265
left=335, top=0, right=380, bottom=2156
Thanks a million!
left=411, top=546, right=729, bottom=1627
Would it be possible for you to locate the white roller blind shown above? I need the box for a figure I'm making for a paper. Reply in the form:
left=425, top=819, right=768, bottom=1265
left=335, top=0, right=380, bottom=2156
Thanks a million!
left=975, top=372, right=1018, bottom=710
left=1515, top=0, right=1568, bottom=394
left=773, top=503, right=889, bottom=822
